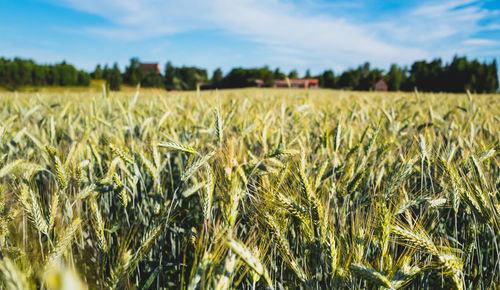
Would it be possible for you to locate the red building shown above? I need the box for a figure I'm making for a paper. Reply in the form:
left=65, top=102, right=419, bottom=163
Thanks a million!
left=374, top=78, right=388, bottom=91
left=253, top=79, right=265, bottom=88
left=140, top=63, right=161, bottom=74
left=273, top=78, right=319, bottom=89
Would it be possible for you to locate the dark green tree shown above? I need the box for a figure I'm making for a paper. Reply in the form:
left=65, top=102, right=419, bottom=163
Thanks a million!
left=164, top=61, right=175, bottom=90
left=32, top=65, right=48, bottom=86
left=17, top=58, right=33, bottom=86
left=102, top=64, right=110, bottom=81
left=222, top=68, right=249, bottom=88
left=337, top=69, right=359, bottom=89
left=427, top=59, right=443, bottom=91
left=58, top=62, right=78, bottom=86
left=222, top=67, right=275, bottom=88
left=321, top=70, right=335, bottom=88
left=48, top=66, right=60, bottom=86
left=212, top=68, right=223, bottom=87
left=260, top=66, right=275, bottom=86
left=485, top=59, right=498, bottom=93
left=92, top=64, right=103, bottom=79
left=77, top=71, right=91, bottom=86
left=124, top=58, right=144, bottom=86
left=7, top=61, right=21, bottom=88
left=288, top=70, right=298, bottom=79
left=274, top=68, right=286, bottom=80
left=176, top=66, right=207, bottom=90
left=357, top=69, right=382, bottom=90
left=142, top=71, right=164, bottom=88
left=385, top=64, right=405, bottom=91
left=107, top=63, right=122, bottom=91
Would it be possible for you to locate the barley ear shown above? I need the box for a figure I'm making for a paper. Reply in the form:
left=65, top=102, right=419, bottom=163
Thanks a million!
left=349, top=263, right=392, bottom=289
left=225, top=238, right=273, bottom=288
left=47, top=218, right=81, bottom=267
left=214, top=108, right=222, bottom=143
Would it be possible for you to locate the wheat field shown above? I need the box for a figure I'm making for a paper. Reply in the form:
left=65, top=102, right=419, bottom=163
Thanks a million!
left=0, top=88, right=499, bottom=289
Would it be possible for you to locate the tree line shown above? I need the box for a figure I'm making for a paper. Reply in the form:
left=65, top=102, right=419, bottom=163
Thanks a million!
left=0, top=57, right=90, bottom=90
left=331, top=57, right=498, bottom=93
left=0, top=56, right=497, bottom=93
left=98, top=56, right=498, bottom=93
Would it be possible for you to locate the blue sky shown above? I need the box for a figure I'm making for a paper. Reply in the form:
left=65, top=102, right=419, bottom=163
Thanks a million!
left=1, top=0, right=499, bottom=76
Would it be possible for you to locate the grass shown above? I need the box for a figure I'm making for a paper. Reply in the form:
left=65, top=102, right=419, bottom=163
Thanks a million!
left=0, top=88, right=499, bottom=289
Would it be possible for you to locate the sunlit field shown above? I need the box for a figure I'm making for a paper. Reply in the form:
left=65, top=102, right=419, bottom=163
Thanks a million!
left=0, top=88, right=499, bottom=289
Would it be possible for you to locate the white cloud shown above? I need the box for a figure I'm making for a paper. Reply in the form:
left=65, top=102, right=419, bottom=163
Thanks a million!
left=208, top=0, right=427, bottom=65
left=48, top=0, right=499, bottom=71
left=379, top=0, right=497, bottom=43
left=463, top=38, right=499, bottom=45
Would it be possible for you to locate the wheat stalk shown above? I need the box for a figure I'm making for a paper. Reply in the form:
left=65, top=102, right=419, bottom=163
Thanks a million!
left=349, top=263, right=392, bottom=289
left=158, top=141, right=197, bottom=154
left=90, top=198, right=107, bottom=252
left=47, top=218, right=81, bottom=266
left=225, top=238, right=273, bottom=287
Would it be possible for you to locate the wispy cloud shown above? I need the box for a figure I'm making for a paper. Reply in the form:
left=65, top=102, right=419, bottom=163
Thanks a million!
left=49, top=0, right=499, bottom=71
left=463, top=38, right=499, bottom=45
left=412, top=0, right=479, bottom=16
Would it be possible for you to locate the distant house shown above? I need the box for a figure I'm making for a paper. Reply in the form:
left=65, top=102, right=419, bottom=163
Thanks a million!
left=375, top=78, right=388, bottom=91
left=140, top=63, right=161, bottom=74
left=253, top=79, right=265, bottom=88
left=199, top=83, right=215, bottom=90
left=273, top=78, right=319, bottom=89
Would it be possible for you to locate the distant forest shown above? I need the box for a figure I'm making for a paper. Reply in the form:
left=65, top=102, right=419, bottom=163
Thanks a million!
left=0, top=58, right=90, bottom=90
left=0, top=56, right=498, bottom=93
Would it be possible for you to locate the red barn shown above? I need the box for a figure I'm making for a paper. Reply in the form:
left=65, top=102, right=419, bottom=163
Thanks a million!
left=273, top=78, right=319, bottom=89
left=375, top=78, right=388, bottom=91
left=140, top=63, right=161, bottom=74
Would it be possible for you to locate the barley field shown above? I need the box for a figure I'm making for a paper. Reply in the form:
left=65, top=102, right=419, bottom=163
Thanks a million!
left=0, top=88, right=499, bottom=289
